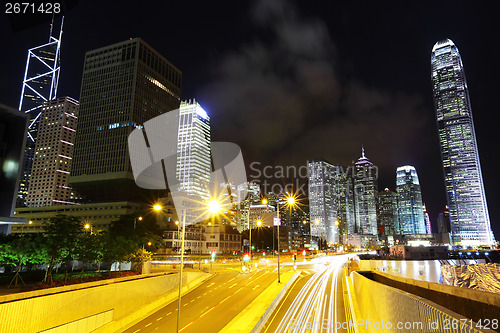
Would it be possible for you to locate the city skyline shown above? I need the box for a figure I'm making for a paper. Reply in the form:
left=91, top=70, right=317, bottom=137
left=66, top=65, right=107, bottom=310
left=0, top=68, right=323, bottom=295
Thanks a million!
left=1, top=1, right=499, bottom=237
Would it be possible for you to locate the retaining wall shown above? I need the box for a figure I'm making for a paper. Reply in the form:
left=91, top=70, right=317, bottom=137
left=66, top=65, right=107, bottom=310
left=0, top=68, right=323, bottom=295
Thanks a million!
left=348, top=271, right=496, bottom=333
left=0, top=271, right=210, bottom=333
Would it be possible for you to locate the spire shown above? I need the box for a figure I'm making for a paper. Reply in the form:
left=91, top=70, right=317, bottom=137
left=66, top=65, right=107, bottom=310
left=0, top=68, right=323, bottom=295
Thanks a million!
left=361, top=145, right=365, bottom=158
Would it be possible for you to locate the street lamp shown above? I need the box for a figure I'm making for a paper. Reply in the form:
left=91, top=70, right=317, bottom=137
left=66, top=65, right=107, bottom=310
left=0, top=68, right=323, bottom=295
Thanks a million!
left=134, top=216, right=143, bottom=229
left=247, top=207, right=252, bottom=263
left=84, top=223, right=93, bottom=234
left=274, top=194, right=297, bottom=283
left=22, top=220, right=33, bottom=234
left=175, top=220, right=180, bottom=251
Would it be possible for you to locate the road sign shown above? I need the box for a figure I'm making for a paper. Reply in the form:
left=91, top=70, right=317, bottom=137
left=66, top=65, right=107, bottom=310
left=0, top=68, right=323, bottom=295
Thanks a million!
left=273, top=217, right=281, bottom=226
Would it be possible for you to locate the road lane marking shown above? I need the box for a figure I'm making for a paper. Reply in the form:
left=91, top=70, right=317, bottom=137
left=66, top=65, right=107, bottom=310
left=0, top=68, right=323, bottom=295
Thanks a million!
left=219, top=295, right=231, bottom=304
left=197, top=296, right=201, bottom=299
left=166, top=312, right=172, bottom=316
left=199, top=271, right=277, bottom=333
left=206, top=282, right=215, bottom=288
left=262, top=274, right=304, bottom=333
left=133, top=330, right=140, bottom=333
left=228, top=278, right=235, bottom=282
left=252, top=284, right=260, bottom=290
left=228, top=283, right=237, bottom=289
left=183, top=303, right=188, bottom=306
left=145, top=322, right=152, bottom=328
left=156, top=317, right=163, bottom=321
left=190, top=299, right=194, bottom=302
left=200, top=306, right=214, bottom=318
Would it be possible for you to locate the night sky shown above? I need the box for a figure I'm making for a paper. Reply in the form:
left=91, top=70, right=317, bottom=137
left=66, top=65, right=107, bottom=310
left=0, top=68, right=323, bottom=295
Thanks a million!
left=1, top=0, right=499, bottom=237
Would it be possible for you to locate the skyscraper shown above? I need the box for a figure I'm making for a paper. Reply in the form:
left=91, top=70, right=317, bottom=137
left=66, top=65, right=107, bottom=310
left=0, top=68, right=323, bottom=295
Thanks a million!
left=353, top=148, right=378, bottom=236
left=431, top=39, right=494, bottom=246
left=176, top=99, right=211, bottom=202
left=396, top=165, right=426, bottom=235
left=437, top=206, right=451, bottom=234
left=376, top=188, right=398, bottom=236
left=70, top=38, right=182, bottom=203
left=423, top=204, right=432, bottom=234
left=308, top=159, right=339, bottom=243
left=17, top=19, right=63, bottom=206
left=26, top=97, right=79, bottom=207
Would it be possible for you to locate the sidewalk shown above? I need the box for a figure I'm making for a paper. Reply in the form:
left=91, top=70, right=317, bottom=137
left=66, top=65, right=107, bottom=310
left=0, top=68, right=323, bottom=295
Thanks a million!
left=220, top=270, right=299, bottom=333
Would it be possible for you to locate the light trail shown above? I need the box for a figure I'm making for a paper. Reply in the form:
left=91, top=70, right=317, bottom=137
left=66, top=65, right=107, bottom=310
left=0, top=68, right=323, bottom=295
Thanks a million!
left=274, top=255, right=349, bottom=333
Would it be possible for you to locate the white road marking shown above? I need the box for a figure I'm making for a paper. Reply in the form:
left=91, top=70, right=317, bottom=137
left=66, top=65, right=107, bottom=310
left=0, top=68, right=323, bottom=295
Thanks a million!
left=145, top=322, right=152, bottom=328
left=200, top=307, right=214, bottom=317
left=156, top=317, right=163, bottom=321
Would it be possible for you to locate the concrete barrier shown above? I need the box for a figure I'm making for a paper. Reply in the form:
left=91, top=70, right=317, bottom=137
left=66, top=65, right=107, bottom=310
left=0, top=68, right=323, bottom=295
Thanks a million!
left=348, top=271, right=496, bottom=333
left=368, top=270, right=500, bottom=328
left=0, top=271, right=211, bottom=333
left=251, top=272, right=301, bottom=333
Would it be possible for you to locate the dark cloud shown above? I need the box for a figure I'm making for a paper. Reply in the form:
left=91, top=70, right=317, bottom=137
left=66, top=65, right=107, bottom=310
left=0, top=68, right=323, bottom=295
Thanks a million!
left=199, top=0, right=432, bottom=178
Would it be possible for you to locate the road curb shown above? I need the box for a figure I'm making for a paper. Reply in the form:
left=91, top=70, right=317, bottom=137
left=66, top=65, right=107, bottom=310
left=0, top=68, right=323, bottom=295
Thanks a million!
left=250, top=271, right=301, bottom=333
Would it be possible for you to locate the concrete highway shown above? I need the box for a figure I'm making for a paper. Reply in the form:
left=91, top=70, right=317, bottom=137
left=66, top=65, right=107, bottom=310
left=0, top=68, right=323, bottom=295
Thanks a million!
left=124, top=261, right=293, bottom=333
left=262, top=255, right=350, bottom=333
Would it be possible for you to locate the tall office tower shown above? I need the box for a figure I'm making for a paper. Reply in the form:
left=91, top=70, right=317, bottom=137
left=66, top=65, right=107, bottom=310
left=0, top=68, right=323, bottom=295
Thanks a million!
left=376, top=188, right=398, bottom=236
left=26, top=97, right=79, bottom=207
left=308, top=159, right=339, bottom=243
left=396, top=165, right=426, bottom=234
left=431, top=39, right=494, bottom=246
left=70, top=38, right=182, bottom=203
left=343, top=171, right=356, bottom=236
left=353, top=148, right=378, bottom=236
left=437, top=205, right=451, bottom=234
left=423, top=204, right=432, bottom=234
left=17, top=19, right=63, bottom=206
left=176, top=100, right=211, bottom=202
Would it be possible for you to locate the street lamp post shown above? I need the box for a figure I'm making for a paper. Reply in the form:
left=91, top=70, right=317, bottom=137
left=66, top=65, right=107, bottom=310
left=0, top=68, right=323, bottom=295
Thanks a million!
left=247, top=206, right=252, bottom=263
left=276, top=200, right=281, bottom=283
left=176, top=210, right=186, bottom=333
left=198, top=225, right=203, bottom=270
left=134, top=216, right=143, bottom=229
left=175, top=220, right=180, bottom=252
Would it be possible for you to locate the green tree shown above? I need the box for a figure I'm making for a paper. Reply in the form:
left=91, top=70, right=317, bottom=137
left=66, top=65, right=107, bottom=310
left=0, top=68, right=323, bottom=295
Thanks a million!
left=75, top=231, right=104, bottom=274
left=127, top=248, right=152, bottom=273
left=43, top=214, right=83, bottom=283
left=0, top=235, right=33, bottom=286
left=102, top=235, right=138, bottom=271
left=26, top=234, right=50, bottom=269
